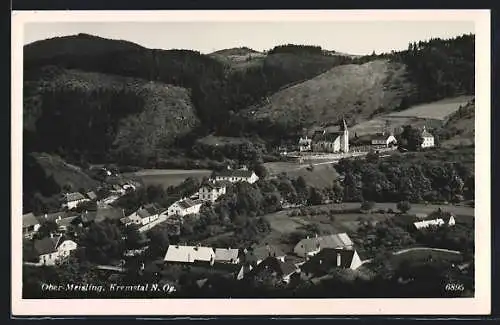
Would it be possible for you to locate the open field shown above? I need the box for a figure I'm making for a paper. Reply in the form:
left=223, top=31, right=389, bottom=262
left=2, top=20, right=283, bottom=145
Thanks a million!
left=390, top=247, right=462, bottom=267
left=123, top=169, right=212, bottom=188
left=264, top=161, right=340, bottom=189
left=386, top=96, right=473, bottom=120
left=350, top=96, right=473, bottom=136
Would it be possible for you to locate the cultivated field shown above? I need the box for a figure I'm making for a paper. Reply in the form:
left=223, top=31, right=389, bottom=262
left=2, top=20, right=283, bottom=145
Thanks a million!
left=123, top=169, right=212, bottom=188
left=390, top=248, right=463, bottom=268
left=264, top=162, right=340, bottom=189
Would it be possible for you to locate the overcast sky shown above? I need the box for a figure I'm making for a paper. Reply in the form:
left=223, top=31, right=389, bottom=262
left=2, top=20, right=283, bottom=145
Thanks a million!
left=24, top=21, right=475, bottom=55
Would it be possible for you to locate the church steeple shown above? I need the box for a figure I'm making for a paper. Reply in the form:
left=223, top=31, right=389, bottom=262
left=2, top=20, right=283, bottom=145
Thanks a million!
left=340, top=118, right=348, bottom=131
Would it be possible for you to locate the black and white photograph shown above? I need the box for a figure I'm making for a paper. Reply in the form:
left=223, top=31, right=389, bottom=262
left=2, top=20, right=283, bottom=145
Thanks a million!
left=12, top=10, right=490, bottom=315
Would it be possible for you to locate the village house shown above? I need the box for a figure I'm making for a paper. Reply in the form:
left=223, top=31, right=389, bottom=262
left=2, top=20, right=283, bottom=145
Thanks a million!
left=55, top=215, right=78, bottom=232
left=214, top=248, right=240, bottom=264
left=244, top=244, right=286, bottom=266
left=293, top=233, right=354, bottom=258
left=167, top=198, right=203, bottom=217
left=242, top=256, right=299, bottom=284
left=126, top=203, right=161, bottom=226
left=301, top=247, right=363, bottom=274
left=298, top=136, right=312, bottom=152
left=163, top=245, right=216, bottom=264
left=210, top=166, right=259, bottom=184
left=33, top=234, right=78, bottom=266
left=370, top=132, right=398, bottom=148
left=421, top=126, right=435, bottom=148
left=23, top=212, right=40, bottom=238
left=61, top=192, right=90, bottom=210
left=198, top=181, right=227, bottom=203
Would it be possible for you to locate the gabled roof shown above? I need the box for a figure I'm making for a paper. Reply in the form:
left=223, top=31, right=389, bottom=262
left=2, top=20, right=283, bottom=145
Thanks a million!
left=65, top=192, right=87, bottom=202
left=164, top=245, right=215, bottom=263
left=421, top=126, right=433, bottom=138
left=214, top=248, right=239, bottom=262
left=294, top=233, right=354, bottom=255
left=200, top=181, right=227, bottom=190
left=371, top=133, right=395, bottom=142
left=56, top=216, right=78, bottom=228
left=23, top=212, right=39, bottom=228
left=144, top=203, right=161, bottom=215
left=86, top=191, right=97, bottom=200
left=312, top=132, right=342, bottom=142
left=33, top=235, right=62, bottom=255
left=249, top=256, right=297, bottom=278
left=212, top=169, right=254, bottom=178
left=301, top=248, right=356, bottom=273
left=176, top=198, right=202, bottom=210
left=247, top=245, right=286, bottom=263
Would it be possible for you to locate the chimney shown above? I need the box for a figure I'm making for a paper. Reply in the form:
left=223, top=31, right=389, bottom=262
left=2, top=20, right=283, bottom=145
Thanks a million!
left=337, top=252, right=341, bottom=267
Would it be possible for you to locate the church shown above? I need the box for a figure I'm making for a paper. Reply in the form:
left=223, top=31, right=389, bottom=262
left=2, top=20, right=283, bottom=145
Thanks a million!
left=298, top=119, right=349, bottom=153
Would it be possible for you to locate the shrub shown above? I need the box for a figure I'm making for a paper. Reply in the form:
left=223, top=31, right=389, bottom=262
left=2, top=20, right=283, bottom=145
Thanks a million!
left=397, top=201, right=412, bottom=213
left=360, top=201, right=375, bottom=211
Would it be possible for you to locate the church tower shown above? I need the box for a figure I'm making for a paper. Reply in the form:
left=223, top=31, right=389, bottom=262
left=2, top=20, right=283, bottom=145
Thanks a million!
left=340, top=118, right=349, bottom=153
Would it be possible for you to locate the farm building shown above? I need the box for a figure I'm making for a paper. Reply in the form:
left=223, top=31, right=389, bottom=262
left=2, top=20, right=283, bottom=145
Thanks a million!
left=33, top=234, right=77, bottom=266
left=210, top=166, right=259, bottom=184
left=61, top=192, right=90, bottom=210
left=243, top=256, right=299, bottom=284
left=126, top=203, right=162, bottom=226
left=371, top=132, right=398, bottom=148
left=214, top=248, right=240, bottom=264
left=164, top=245, right=215, bottom=264
left=308, top=119, right=349, bottom=153
left=244, top=244, right=286, bottom=266
left=294, top=233, right=354, bottom=258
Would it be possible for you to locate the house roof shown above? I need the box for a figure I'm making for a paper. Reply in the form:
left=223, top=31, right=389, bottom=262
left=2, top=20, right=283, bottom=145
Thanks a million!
left=371, top=133, right=395, bottom=142
left=247, top=245, right=286, bottom=262
left=421, top=127, right=433, bottom=138
left=23, top=213, right=39, bottom=228
left=312, top=132, right=342, bottom=142
left=41, top=211, right=68, bottom=222
left=164, top=245, right=215, bottom=263
left=249, top=256, right=297, bottom=278
left=56, top=216, right=78, bottom=228
left=176, top=198, right=202, bottom=210
left=86, top=191, right=97, bottom=200
left=33, top=235, right=62, bottom=255
left=200, top=181, right=227, bottom=191
left=212, top=169, right=254, bottom=178
left=65, top=192, right=87, bottom=202
left=214, top=248, right=239, bottom=262
left=301, top=248, right=356, bottom=273
left=144, top=203, right=161, bottom=215
left=294, top=233, right=354, bottom=255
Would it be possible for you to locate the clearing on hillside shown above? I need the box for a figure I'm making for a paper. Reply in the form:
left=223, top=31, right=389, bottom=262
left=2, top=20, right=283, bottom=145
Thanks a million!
left=350, top=96, right=473, bottom=136
left=123, top=169, right=212, bottom=188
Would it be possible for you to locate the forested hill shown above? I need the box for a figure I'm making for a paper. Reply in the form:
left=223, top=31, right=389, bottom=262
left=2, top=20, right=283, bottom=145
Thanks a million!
left=24, top=33, right=475, bottom=166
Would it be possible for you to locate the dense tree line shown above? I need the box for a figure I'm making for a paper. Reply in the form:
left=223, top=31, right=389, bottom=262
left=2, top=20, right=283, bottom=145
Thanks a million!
left=335, top=148, right=474, bottom=203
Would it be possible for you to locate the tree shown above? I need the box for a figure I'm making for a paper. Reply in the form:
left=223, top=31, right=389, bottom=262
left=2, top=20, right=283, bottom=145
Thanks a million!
left=399, top=125, right=423, bottom=151
left=146, top=225, right=170, bottom=258
left=307, top=187, right=324, bottom=206
left=360, top=201, right=375, bottom=212
left=35, top=220, right=59, bottom=239
left=124, top=224, right=148, bottom=250
left=397, top=201, right=412, bottom=213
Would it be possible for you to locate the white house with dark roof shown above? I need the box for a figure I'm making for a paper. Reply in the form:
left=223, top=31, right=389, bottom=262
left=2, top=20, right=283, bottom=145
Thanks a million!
left=33, top=234, right=77, bottom=266
left=167, top=198, right=203, bottom=217
left=371, top=133, right=397, bottom=148
left=293, top=233, right=354, bottom=258
left=198, top=181, right=227, bottom=202
left=210, top=166, right=259, bottom=184
left=62, top=192, right=90, bottom=210
left=421, top=126, right=435, bottom=148
left=164, top=245, right=215, bottom=264
left=126, top=203, right=161, bottom=226
left=23, top=212, right=40, bottom=238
